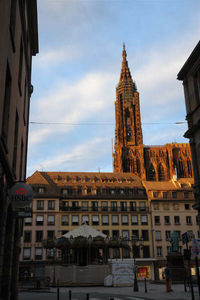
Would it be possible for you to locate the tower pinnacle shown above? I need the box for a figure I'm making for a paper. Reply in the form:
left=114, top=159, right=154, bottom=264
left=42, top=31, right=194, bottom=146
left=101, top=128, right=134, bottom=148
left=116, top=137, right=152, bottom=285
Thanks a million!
left=122, top=43, right=127, bottom=60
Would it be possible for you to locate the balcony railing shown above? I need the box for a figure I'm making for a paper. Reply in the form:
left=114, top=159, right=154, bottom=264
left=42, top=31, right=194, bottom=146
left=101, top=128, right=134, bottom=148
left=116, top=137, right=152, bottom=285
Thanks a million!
left=60, top=206, right=149, bottom=212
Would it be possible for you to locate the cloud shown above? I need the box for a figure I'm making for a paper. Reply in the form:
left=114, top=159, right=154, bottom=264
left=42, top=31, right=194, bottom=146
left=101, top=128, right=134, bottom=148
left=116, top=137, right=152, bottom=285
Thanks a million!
left=29, top=71, right=116, bottom=147
left=27, top=136, right=110, bottom=174
left=33, top=48, right=79, bottom=68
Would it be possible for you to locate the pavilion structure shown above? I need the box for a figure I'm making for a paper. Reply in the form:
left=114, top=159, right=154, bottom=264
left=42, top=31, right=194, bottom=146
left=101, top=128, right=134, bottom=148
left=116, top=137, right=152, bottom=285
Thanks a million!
left=43, top=223, right=130, bottom=266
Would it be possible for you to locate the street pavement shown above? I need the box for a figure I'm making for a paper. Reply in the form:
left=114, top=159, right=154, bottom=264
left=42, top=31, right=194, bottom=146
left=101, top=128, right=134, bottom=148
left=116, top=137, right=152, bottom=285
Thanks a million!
left=19, top=281, right=200, bottom=300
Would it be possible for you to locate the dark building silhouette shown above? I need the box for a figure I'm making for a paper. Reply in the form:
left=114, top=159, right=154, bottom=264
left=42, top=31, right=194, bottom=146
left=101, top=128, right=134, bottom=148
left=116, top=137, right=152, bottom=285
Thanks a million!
left=177, top=41, right=200, bottom=222
left=113, top=45, right=193, bottom=181
left=0, top=1, right=38, bottom=299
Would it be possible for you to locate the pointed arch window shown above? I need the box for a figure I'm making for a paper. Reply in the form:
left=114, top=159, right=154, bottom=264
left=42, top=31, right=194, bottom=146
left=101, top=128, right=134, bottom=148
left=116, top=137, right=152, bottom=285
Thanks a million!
left=130, top=159, right=134, bottom=173
left=158, top=164, right=165, bottom=181
left=178, top=160, right=184, bottom=178
left=174, top=161, right=178, bottom=178
left=148, top=164, right=156, bottom=181
left=136, top=158, right=140, bottom=174
left=187, top=160, right=192, bottom=177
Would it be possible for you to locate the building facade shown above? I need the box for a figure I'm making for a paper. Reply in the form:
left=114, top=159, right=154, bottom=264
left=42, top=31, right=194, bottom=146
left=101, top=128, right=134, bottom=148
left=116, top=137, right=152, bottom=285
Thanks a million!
left=143, top=177, right=198, bottom=279
left=0, top=1, right=38, bottom=299
left=177, top=41, right=200, bottom=223
left=113, top=45, right=193, bottom=181
left=20, top=171, right=155, bottom=280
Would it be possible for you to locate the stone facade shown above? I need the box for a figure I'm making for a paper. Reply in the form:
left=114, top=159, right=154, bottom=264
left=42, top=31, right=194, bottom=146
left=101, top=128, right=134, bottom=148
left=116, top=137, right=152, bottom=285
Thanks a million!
left=177, top=41, right=200, bottom=222
left=113, top=46, right=193, bottom=181
left=0, top=1, right=38, bottom=299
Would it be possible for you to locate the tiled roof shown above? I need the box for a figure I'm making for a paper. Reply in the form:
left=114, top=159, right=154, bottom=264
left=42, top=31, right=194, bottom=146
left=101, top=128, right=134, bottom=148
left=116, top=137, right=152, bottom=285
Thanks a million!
left=27, top=171, right=144, bottom=188
left=27, top=170, right=49, bottom=185
left=143, top=177, right=194, bottom=191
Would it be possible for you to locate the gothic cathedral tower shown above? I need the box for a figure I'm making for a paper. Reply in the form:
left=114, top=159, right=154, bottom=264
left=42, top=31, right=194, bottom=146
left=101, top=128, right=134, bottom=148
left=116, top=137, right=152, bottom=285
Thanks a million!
left=113, top=45, right=193, bottom=181
left=113, top=44, right=146, bottom=179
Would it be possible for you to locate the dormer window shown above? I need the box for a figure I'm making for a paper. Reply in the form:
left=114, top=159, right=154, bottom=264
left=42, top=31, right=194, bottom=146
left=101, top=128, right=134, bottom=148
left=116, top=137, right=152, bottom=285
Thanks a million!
left=172, top=192, right=177, bottom=198
left=153, top=192, right=158, bottom=198
left=91, top=189, right=96, bottom=195
left=62, top=189, right=68, bottom=195
left=163, top=192, right=167, bottom=198
left=38, top=187, right=44, bottom=193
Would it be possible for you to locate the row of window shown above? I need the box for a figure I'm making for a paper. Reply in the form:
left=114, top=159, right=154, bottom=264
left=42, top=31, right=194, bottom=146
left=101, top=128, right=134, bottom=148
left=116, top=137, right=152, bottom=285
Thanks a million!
left=153, top=191, right=192, bottom=199
left=23, top=229, right=150, bottom=242
left=22, top=245, right=151, bottom=260
left=24, top=214, right=149, bottom=226
left=54, top=177, right=136, bottom=184
left=25, top=215, right=56, bottom=226
left=153, top=203, right=191, bottom=211
left=61, top=214, right=148, bottom=226
left=23, top=246, right=150, bottom=260
left=37, top=200, right=148, bottom=211
left=36, top=187, right=146, bottom=196
left=154, top=215, right=195, bottom=225
left=36, top=200, right=55, bottom=210
left=155, top=230, right=185, bottom=241
left=156, top=246, right=184, bottom=257
left=24, top=230, right=55, bottom=243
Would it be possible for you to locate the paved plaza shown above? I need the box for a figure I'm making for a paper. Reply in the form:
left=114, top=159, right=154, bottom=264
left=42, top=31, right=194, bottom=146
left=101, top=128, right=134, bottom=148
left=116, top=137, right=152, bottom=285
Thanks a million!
left=19, top=281, right=200, bottom=300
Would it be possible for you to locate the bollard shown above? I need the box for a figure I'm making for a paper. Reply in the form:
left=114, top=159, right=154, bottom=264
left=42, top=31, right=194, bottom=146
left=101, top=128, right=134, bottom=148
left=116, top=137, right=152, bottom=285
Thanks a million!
left=57, top=286, right=60, bottom=300
left=144, top=277, right=147, bottom=293
left=69, top=290, right=72, bottom=300
left=86, top=293, right=89, bottom=300
left=57, top=280, right=60, bottom=300
left=184, top=277, right=187, bottom=292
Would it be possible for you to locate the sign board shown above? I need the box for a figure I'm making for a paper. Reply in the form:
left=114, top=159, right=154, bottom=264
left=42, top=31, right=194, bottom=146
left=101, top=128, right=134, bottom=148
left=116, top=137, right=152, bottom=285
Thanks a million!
left=9, top=182, right=33, bottom=209
left=182, top=232, right=189, bottom=245
left=16, top=210, right=32, bottom=218
left=187, top=231, right=195, bottom=241
left=137, top=266, right=151, bottom=279
left=191, top=239, right=200, bottom=257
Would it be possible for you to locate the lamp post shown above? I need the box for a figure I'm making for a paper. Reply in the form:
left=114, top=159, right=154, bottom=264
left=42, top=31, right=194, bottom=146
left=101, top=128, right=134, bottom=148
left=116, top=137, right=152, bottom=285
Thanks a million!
left=131, top=235, right=144, bottom=292
left=53, top=248, right=56, bottom=286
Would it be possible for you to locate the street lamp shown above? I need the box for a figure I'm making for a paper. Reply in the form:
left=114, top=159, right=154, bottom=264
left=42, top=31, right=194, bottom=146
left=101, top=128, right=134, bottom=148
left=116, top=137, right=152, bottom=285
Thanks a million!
left=52, top=248, right=57, bottom=286
left=131, top=235, right=144, bottom=292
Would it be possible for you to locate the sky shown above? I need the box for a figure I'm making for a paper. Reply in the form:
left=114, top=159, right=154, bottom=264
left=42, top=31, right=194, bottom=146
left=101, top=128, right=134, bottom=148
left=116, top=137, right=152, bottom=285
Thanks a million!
left=27, top=0, right=200, bottom=177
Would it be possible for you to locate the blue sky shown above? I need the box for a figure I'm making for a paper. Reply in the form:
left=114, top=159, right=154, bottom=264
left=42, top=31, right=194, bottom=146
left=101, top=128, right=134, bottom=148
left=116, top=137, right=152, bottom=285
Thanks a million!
left=27, top=0, right=200, bottom=176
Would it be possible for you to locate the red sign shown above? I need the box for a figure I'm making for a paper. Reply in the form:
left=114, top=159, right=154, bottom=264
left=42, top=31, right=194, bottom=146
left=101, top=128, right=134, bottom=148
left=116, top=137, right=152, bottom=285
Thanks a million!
left=16, top=188, right=27, bottom=195
left=9, top=182, right=33, bottom=208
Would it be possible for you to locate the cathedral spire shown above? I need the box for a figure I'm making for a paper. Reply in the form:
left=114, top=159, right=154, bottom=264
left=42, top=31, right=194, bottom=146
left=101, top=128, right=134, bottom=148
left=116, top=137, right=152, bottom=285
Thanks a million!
left=119, top=44, right=135, bottom=85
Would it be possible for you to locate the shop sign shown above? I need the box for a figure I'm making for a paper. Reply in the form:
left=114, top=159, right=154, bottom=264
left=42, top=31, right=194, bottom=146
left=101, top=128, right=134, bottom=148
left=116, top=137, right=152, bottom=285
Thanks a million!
left=9, top=182, right=33, bottom=209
